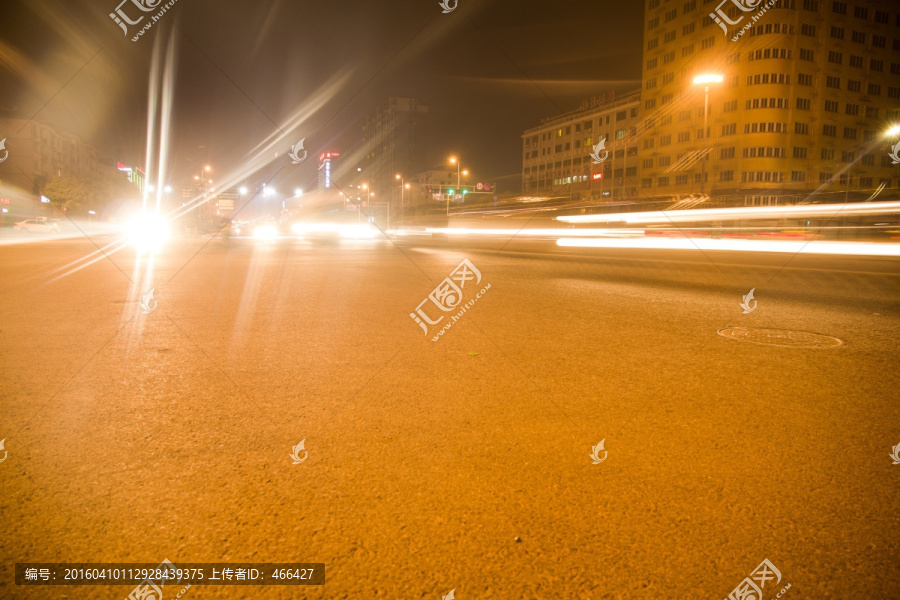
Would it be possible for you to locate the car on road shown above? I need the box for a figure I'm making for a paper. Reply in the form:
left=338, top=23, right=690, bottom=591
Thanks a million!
left=14, top=218, right=61, bottom=233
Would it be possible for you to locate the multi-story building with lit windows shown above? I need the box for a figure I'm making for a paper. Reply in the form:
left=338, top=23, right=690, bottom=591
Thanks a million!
left=0, top=111, right=101, bottom=199
left=522, top=90, right=642, bottom=199
left=522, top=1, right=900, bottom=206
left=639, top=0, right=900, bottom=206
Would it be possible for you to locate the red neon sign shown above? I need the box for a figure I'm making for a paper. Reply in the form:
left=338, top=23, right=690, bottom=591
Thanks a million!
left=592, top=172, right=603, bottom=181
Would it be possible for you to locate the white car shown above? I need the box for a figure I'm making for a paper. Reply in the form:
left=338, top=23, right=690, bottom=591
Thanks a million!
left=14, top=218, right=61, bottom=233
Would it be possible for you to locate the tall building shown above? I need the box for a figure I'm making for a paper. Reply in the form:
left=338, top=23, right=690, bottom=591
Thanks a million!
left=522, top=90, right=642, bottom=200
left=639, top=0, right=900, bottom=206
left=317, top=151, right=340, bottom=193
left=362, top=97, right=429, bottom=206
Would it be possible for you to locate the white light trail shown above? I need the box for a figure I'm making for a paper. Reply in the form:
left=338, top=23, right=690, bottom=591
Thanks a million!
left=424, top=227, right=645, bottom=237
left=556, top=200, right=900, bottom=225
left=557, top=237, right=900, bottom=256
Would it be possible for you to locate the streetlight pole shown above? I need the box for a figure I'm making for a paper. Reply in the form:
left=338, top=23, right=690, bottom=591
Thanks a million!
left=449, top=157, right=460, bottom=217
left=396, top=174, right=404, bottom=226
left=702, top=85, right=709, bottom=196
left=692, top=74, right=723, bottom=198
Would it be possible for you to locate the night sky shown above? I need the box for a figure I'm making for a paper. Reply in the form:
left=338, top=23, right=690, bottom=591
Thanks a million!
left=0, top=0, right=644, bottom=194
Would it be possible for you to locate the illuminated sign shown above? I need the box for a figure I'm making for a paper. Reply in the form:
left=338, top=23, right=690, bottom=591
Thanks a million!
left=319, top=152, right=341, bottom=161
left=592, top=172, right=603, bottom=181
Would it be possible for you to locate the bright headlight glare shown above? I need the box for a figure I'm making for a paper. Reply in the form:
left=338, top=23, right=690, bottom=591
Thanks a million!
left=253, top=224, right=279, bottom=239
left=338, top=224, right=377, bottom=239
left=126, top=214, right=169, bottom=250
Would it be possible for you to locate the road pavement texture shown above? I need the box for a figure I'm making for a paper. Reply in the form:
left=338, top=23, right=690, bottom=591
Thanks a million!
left=1, top=233, right=899, bottom=599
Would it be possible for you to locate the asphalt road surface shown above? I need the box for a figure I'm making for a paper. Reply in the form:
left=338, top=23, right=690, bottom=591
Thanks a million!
left=1, top=232, right=899, bottom=599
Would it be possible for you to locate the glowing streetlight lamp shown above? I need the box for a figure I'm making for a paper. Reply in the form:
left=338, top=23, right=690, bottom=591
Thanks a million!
left=885, top=124, right=900, bottom=137
left=692, top=74, right=724, bottom=85
left=692, top=73, right=724, bottom=195
left=448, top=156, right=468, bottom=215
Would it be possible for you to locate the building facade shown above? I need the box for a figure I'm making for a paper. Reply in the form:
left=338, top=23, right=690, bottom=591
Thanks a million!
left=639, top=0, right=900, bottom=205
left=522, top=90, right=642, bottom=200
left=522, top=0, right=900, bottom=207
left=0, top=112, right=101, bottom=201
left=362, top=97, right=429, bottom=206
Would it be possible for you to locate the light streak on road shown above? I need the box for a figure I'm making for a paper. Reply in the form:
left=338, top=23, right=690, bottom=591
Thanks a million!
left=557, top=236, right=900, bottom=256
left=424, top=227, right=645, bottom=237
left=556, top=200, right=900, bottom=225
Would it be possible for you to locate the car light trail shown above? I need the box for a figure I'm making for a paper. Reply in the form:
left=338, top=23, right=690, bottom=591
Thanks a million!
left=557, top=237, right=900, bottom=256
left=556, top=200, right=900, bottom=224
left=424, top=227, right=645, bottom=237
left=252, top=224, right=279, bottom=240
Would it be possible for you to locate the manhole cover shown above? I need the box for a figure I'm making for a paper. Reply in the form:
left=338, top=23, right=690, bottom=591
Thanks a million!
left=717, top=327, right=843, bottom=348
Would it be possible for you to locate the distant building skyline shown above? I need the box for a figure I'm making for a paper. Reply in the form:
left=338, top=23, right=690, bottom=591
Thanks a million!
left=362, top=97, right=429, bottom=206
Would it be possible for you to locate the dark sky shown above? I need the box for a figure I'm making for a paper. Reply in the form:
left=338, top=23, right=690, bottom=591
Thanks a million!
left=0, top=0, right=644, bottom=194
